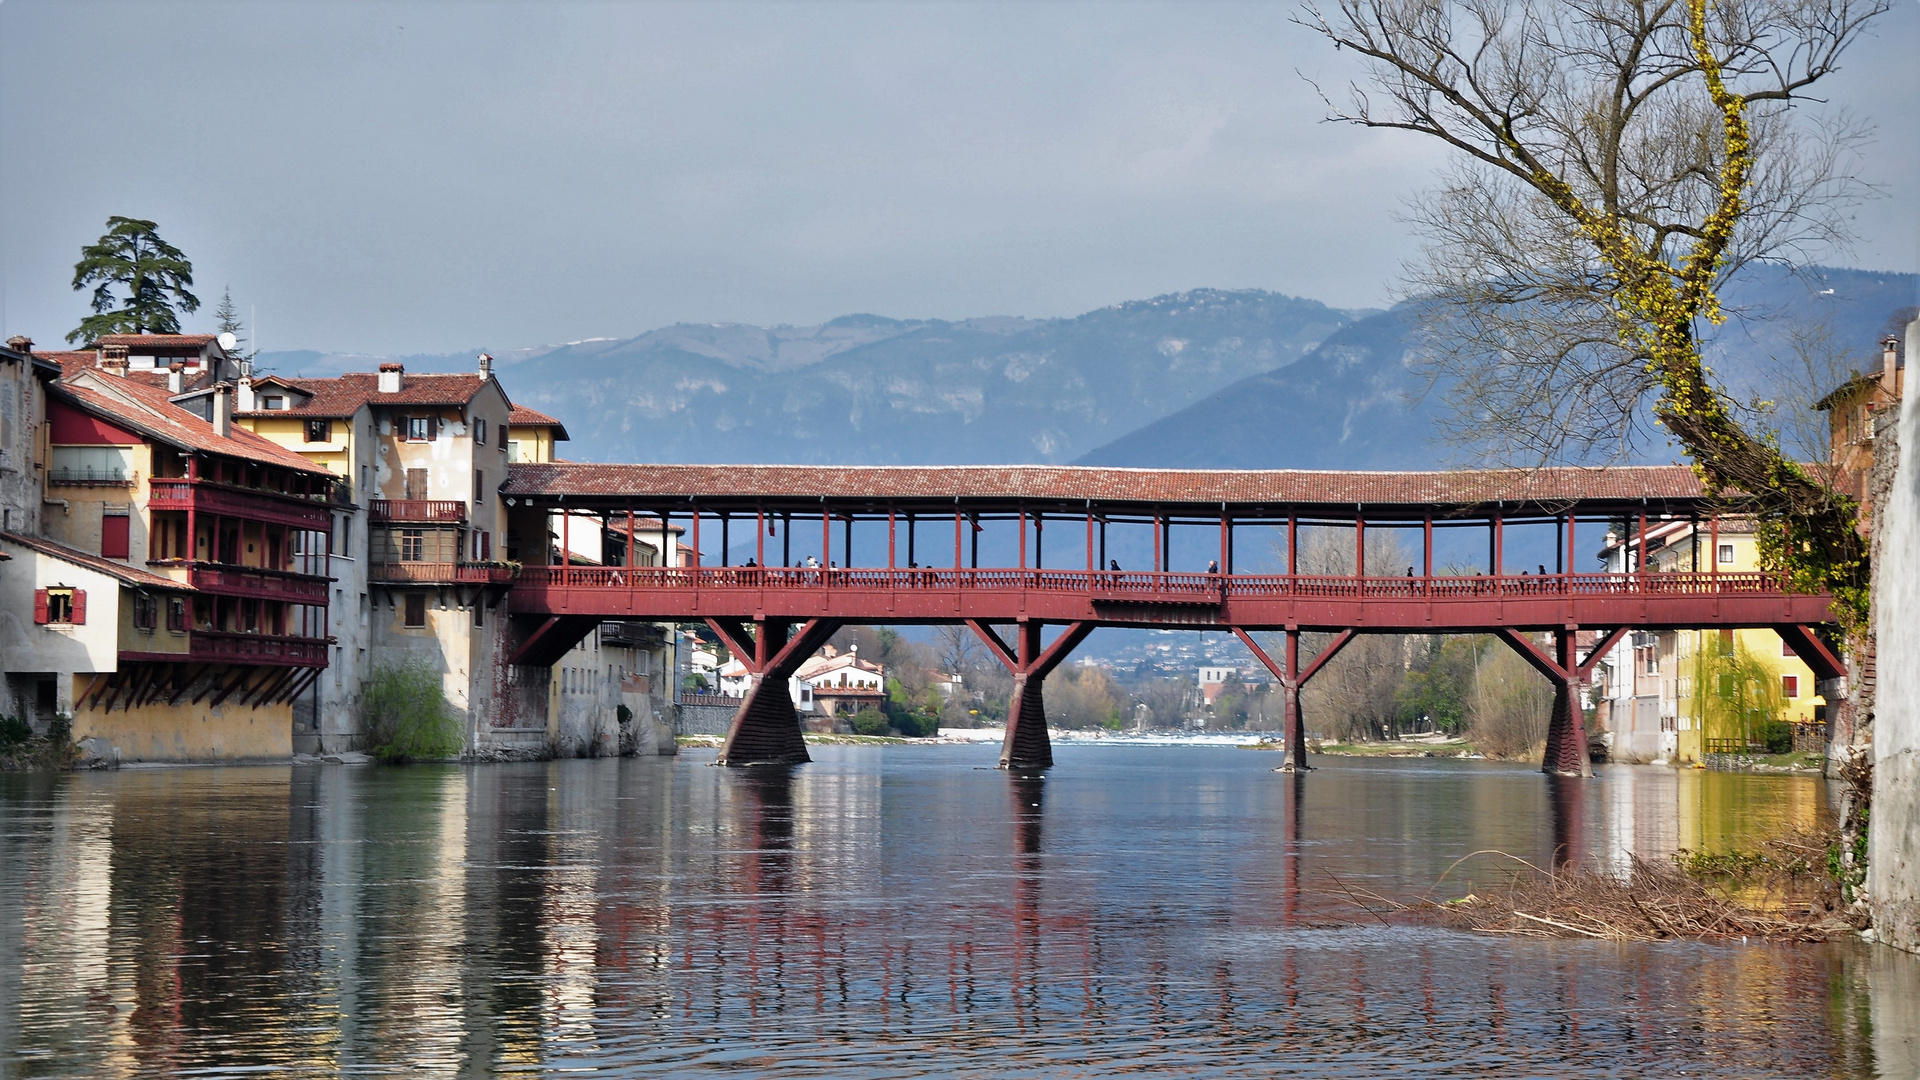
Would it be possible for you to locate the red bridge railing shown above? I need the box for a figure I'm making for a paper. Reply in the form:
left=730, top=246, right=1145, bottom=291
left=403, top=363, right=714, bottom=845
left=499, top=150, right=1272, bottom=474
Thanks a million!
left=512, top=565, right=1784, bottom=599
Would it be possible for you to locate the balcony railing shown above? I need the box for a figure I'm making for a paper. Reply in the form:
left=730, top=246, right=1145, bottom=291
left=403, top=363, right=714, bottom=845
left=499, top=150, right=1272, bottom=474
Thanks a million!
left=47, top=466, right=133, bottom=486
left=511, top=565, right=1789, bottom=600
left=371, top=561, right=517, bottom=584
left=370, top=499, right=467, bottom=523
left=148, top=561, right=332, bottom=604
left=186, top=630, right=330, bottom=666
left=148, top=477, right=335, bottom=530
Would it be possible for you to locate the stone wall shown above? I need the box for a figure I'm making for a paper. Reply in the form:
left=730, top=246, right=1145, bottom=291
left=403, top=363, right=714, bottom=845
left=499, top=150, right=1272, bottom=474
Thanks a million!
left=1868, top=319, right=1920, bottom=952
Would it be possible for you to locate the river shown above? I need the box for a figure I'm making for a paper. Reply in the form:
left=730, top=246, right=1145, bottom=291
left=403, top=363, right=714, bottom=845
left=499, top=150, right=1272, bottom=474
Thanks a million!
left=1, top=745, right=1916, bottom=1077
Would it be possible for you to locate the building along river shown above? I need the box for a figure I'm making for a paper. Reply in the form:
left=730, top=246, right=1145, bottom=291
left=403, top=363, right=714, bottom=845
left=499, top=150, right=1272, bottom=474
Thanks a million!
left=1, top=745, right=1917, bottom=1076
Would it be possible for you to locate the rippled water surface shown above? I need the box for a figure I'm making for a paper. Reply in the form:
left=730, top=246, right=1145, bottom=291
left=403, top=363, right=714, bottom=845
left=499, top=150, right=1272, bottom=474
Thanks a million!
left=3, top=745, right=1918, bottom=1077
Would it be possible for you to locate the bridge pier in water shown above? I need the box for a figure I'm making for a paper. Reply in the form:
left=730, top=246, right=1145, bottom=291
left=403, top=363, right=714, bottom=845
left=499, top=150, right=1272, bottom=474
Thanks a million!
left=1233, top=628, right=1355, bottom=771
left=707, top=617, right=842, bottom=766
left=1495, top=628, right=1627, bottom=778
left=969, top=620, right=1094, bottom=769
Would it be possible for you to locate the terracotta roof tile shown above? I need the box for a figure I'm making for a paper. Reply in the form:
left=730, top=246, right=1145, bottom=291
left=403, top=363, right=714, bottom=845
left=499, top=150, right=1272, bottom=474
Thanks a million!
left=55, top=371, right=330, bottom=476
left=502, top=462, right=1713, bottom=513
left=91, top=334, right=217, bottom=349
left=0, top=531, right=190, bottom=591
left=508, top=404, right=570, bottom=439
left=235, top=372, right=498, bottom=418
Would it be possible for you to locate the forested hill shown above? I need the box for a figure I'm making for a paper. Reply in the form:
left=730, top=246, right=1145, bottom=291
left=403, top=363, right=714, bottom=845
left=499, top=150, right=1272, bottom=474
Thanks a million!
left=1076, top=264, right=1917, bottom=470
left=259, top=290, right=1363, bottom=465
left=256, top=265, right=1914, bottom=470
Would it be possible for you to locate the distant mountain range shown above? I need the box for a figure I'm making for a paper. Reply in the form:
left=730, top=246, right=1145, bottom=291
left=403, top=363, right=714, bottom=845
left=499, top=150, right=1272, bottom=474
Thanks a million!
left=259, top=265, right=1914, bottom=471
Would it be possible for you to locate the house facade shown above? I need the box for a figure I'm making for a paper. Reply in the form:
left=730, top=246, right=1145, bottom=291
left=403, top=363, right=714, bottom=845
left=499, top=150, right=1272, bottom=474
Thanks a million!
left=0, top=358, right=334, bottom=760
left=1592, top=518, right=1819, bottom=764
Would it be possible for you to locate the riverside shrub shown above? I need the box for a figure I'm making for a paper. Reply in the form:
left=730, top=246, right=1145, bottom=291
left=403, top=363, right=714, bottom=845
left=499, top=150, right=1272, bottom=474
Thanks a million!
left=364, top=661, right=461, bottom=762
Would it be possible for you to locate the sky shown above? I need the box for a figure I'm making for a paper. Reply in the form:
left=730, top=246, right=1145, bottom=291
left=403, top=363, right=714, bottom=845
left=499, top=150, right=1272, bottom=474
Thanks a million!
left=2, top=0, right=1915, bottom=356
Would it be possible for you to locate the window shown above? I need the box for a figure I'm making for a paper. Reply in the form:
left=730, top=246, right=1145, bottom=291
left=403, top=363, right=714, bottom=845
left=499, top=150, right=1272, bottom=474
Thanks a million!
left=167, top=596, right=187, bottom=632
left=264, top=395, right=286, bottom=410
left=49, top=446, right=133, bottom=484
left=401, top=529, right=425, bottom=562
left=472, top=599, right=484, bottom=627
left=1782, top=674, right=1800, bottom=699
left=474, top=469, right=484, bottom=503
left=1783, top=638, right=1796, bottom=657
left=305, top=418, right=331, bottom=443
left=404, top=468, right=429, bottom=501
left=1719, top=628, right=1735, bottom=656
left=132, top=593, right=157, bottom=630
left=403, top=593, right=427, bottom=627
left=101, top=511, right=130, bottom=559
left=33, top=587, right=82, bottom=625
left=1718, top=543, right=1735, bottom=565
left=474, top=418, right=487, bottom=444
left=507, top=439, right=523, bottom=463
left=406, top=416, right=434, bottom=442
left=480, top=530, right=491, bottom=560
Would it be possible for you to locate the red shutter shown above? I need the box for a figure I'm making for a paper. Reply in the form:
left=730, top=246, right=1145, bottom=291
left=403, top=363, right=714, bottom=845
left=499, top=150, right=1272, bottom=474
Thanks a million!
left=71, top=589, right=86, bottom=625
left=482, top=531, right=492, bottom=560
left=33, top=589, right=48, bottom=624
left=101, top=514, right=131, bottom=559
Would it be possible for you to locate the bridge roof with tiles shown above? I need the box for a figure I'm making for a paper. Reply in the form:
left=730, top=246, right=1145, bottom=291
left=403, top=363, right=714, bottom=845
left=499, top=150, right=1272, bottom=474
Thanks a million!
left=503, top=462, right=1716, bottom=516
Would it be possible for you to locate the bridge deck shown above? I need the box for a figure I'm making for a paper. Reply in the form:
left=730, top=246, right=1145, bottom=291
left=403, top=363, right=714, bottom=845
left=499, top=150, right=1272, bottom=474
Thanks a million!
left=508, top=566, right=1831, bottom=630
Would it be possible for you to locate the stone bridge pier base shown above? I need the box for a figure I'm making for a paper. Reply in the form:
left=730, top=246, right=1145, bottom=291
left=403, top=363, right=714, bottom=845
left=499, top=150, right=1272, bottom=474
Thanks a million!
left=969, top=620, right=1094, bottom=770
left=1497, top=628, right=1627, bottom=778
left=707, top=617, right=841, bottom=766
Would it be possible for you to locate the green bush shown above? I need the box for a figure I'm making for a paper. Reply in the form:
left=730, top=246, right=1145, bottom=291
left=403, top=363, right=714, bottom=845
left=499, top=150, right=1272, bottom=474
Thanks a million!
left=1761, top=719, right=1794, bottom=755
left=47, top=712, right=71, bottom=747
left=364, top=661, right=461, bottom=762
left=850, top=707, right=892, bottom=737
left=0, top=715, right=30, bottom=747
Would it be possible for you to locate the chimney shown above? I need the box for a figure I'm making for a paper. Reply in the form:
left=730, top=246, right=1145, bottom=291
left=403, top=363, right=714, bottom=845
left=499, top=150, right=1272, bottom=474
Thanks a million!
left=236, top=370, right=256, bottom=412
left=378, top=362, right=404, bottom=394
left=167, top=362, right=185, bottom=394
left=213, top=386, right=231, bottom=438
left=1884, top=336, right=1901, bottom=395
left=101, top=345, right=129, bottom=377
left=4, top=335, right=31, bottom=356
left=478, top=352, right=493, bottom=377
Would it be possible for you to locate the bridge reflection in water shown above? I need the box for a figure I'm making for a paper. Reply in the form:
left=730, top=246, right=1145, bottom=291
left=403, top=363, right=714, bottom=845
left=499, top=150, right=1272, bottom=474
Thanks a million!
left=500, top=462, right=1843, bottom=776
left=0, top=752, right=1909, bottom=1076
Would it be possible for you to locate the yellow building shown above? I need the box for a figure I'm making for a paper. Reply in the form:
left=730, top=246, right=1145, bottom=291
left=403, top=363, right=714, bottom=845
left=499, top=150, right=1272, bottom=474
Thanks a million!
left=506, top=405, right=568, bottom=463
left=1650, top=520, right=1821, bottom=762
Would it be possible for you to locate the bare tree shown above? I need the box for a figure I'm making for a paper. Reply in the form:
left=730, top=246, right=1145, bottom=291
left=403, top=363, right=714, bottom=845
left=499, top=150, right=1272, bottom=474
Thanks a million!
left=1302, top=0, right=1887, bottom=628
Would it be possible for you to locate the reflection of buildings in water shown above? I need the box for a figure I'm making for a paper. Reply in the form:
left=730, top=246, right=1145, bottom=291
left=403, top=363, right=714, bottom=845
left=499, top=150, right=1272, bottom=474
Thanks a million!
left=540, top=760, right=621, bottom=1056
left=589, top=757, right=679, bottom=1025
left=5, top=775, right=131, bottom=1072
left=331, top=766, right=473, bottom=1069
left=1590, top=765, right=1681, bottom=876
left=1676, top=769, right=1828, bottom=856
left=458, top=766, right=549, bottom=1069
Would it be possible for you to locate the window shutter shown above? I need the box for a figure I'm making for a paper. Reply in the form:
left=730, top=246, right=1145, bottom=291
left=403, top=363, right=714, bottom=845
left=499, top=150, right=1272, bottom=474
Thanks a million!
left=101, top=513, right=131, bottom=559
left=71, top=589, right=87, bottom=625
left=33, top=588, right=48, bottom=624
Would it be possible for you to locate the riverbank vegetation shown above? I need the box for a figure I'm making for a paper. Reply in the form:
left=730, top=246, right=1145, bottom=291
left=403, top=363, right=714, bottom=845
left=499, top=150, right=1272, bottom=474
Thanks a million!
left=1347, top=837, right=1863, bottom=942
left=363, top=661, right=461, bottom=762
left=0, top=713, right=73, bottom=772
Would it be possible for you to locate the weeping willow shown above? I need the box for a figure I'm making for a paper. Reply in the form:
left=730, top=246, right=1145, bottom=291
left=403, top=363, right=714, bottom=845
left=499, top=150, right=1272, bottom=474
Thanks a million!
left=1688, top=637, right=1784, bottom=752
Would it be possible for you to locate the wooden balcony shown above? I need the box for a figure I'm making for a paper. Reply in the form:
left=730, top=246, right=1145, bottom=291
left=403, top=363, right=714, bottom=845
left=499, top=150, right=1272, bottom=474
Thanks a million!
left=371, top=561, right=517, bottom=584
left=122, top=630, right=330, bottom=668
left=147, top=561, right=332, bottom=604
left=148, top=477, right=335, bottom=531
left=370, top=499, right=467, bottom=523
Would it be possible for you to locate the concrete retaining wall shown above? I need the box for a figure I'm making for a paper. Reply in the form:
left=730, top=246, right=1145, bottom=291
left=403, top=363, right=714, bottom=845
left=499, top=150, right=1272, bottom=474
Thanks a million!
left=1870, top=319, right=1920, bottom=953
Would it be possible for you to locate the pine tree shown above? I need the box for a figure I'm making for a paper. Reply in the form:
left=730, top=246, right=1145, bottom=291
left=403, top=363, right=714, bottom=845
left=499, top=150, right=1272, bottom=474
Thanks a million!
left=213, top=287, right=247, bottom=357
left=67, top=217, right=200, bottom=344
